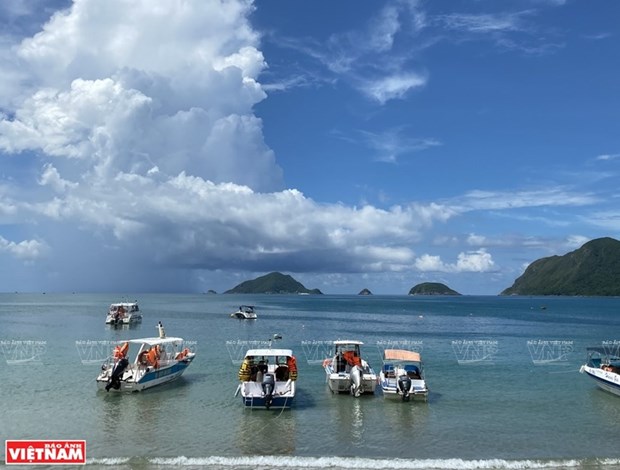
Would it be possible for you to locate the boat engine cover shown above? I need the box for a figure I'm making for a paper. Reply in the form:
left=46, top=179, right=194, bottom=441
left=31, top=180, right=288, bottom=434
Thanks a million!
left=397, top=374, right=412, bottom=401
left=262, top=373, right=276, bottom=408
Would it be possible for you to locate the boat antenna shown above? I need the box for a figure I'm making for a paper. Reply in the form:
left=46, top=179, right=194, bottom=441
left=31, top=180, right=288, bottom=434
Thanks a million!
left=268, top=333, right=282, bottom=349
left=157, top=321, right=166, bottom=338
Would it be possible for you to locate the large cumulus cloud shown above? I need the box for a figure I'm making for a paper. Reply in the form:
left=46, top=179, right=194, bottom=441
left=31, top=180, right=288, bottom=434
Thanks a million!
left=0, top=0, right=486, bottom=292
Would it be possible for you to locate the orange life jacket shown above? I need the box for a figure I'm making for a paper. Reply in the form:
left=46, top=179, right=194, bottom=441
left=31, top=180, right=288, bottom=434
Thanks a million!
left=287, top=356, right=298, bottom=381
left=113, top=342, right=129, bottom=360
left=343, top=351, right=361, bottom=367
left=147, top=348, right=159, bottom=368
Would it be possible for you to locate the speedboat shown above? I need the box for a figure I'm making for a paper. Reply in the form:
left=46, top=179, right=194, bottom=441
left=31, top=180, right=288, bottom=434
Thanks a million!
left=105, top=301, right=142, bottom=325
left=230, top=305, right=257, bottom=319
left=236, top=348, right=297, bottom=409
left=579, top=346, right=620, bottom=397
left=379, top=349, right=428, bottom=401
left=96, top=322, right=195, bottom=392
left=323, top=340, right=377, bottom=397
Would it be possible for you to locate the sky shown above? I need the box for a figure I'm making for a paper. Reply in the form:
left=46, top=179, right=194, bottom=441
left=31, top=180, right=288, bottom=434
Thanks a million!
left=0, top=0, right=618, bottom=295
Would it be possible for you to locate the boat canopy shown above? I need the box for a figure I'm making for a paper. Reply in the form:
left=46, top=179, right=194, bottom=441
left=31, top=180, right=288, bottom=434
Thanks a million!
left=127, top=337, right=184, bottom=346
left=586, top=346, right=620, bottom=358
left=334, top=340, right=363, bottom=346
left=383, top=349, right=421, bottom=362
left=245, top=348, right=293, bottom=357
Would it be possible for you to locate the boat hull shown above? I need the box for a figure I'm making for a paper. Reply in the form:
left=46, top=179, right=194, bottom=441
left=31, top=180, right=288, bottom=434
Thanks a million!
left=326, top=372, right=377, bottom=395
left=97, top=357, right=194, bottom=392
left=581, top=365, right=620, bottom=397
left=241, top=395, right=294, bottom=409
left=379, top=371, right=428, bottom=401
left=230, top=313, right=257, bottom=319
left=105, top=314, right=142, bottom=325
left=239, top=380, right=295, bottom=409
left=380, top=382, right=428, bottom=401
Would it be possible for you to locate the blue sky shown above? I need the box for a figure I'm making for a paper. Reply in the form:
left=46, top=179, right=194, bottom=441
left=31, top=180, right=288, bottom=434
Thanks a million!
left=0, top=0, right=618, bottom=295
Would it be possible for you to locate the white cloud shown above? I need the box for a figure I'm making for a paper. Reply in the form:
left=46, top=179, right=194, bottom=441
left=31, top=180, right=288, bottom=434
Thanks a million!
left=357, top=127, right=440, bottom=163
left=0, top=0, right=282, bottom=192
left=586, top=211, right=620, bottom=231
left=448, top=188, right=598, bottom=213
left=564, top=235, right=590, bottom=249
left=414, top=254, right=445, bottom=271
left=0, top=236, right=46, bottom=260
left=596, top=153, right=620, bottom=161
left=415, top=249, right=495, bottom=273
left=38, top=163, right=78, bottom=192
left=455, top=249, right=494, bottom=272
left=361, top=72, right=427, bottom=104
left=466, top=233, right=487, bottom=246
left=438, top=11, right=531, bottom=34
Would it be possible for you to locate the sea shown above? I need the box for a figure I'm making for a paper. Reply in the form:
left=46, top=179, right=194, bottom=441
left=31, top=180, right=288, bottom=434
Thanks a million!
left=0, top=293, right=619, bottom=470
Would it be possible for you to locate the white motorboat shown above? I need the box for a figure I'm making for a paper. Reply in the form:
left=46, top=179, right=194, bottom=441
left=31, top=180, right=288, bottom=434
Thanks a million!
left=323, top=340, right=377, bottom=397
left=96, top=322, right=195, bottom=392
left=230, top=305, right=257, bottom=319
left=236, top=348, right=297, bottom=409
left=379, top=349, right=428, bottom=401
left=579, top=346, right=620, bottom=397
left=105, top=301, right=142, bottom=325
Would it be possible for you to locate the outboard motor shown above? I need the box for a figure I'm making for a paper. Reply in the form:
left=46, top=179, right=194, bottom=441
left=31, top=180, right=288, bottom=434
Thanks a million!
left=262, top=373, right=276, bottom=409
left=350, top=365, right=363, bottom=397
left=106, top=357, right=129, bottom=391
left=397, top=374, right=412, bottom=401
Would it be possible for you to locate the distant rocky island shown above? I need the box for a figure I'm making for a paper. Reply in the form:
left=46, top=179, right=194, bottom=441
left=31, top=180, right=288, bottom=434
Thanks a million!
left=225, top=272, right=323, bottom=294
left=408, top=282, right=460, bottom=296
left=501, top=237, right=620, bottom=296
left=358, top=288, right=372, bottom=295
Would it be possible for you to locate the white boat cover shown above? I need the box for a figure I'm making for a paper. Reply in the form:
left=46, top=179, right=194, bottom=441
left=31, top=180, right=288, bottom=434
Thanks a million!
left=245, top=348, right=293, bottom=357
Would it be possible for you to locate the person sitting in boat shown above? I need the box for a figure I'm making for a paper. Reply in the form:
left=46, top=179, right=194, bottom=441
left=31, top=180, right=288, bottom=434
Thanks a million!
left=175, top=348, right=190, bottom=360
left=253, top=360, right=267, bottom=382
left=138, top=349, right=149, bottom=366
left=343, top=350, right=361, bottom=368
left=275, top=361, right=289, bottom=381
left=334, top=352, right=347, bottom=373
left=146, top=347, right=159, bottom=368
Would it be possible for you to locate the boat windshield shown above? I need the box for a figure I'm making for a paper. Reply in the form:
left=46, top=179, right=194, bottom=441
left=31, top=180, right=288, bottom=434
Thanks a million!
left=587, top=347, right=620, bottom=369
left=334, top=343, right=360, bottom=356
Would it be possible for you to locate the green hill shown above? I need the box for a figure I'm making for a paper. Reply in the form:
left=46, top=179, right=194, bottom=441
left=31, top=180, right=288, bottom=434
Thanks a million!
left=501, top=237, right=620, bottom=296
left=225, top=272, right=323, bottom=294
left=408, top=282, right=460, bottom=296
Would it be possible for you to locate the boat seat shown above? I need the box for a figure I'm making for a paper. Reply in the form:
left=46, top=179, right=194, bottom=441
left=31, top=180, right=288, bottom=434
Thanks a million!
left=405, top=365, right=421, bottom=379
left=383, top=365, right=396, bottom=378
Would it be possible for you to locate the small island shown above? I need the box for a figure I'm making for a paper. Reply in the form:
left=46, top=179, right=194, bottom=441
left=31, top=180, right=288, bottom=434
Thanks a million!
left=225, top=272, right=323, bottom=294
left=358, top=288, right=372, bottom=295
left=408, top=282, right=460, bottom=296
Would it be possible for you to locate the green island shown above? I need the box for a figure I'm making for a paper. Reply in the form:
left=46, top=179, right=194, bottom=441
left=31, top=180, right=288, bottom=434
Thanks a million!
left=224, top=271, right=323, bottom=294
left=408, top=282, right=461, bottom=296
left=501, top=237, right=620, bottom=296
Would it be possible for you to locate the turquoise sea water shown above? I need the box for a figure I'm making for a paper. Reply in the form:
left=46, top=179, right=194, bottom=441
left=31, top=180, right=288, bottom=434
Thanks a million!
left=0, top=293, right=619, bottom=469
